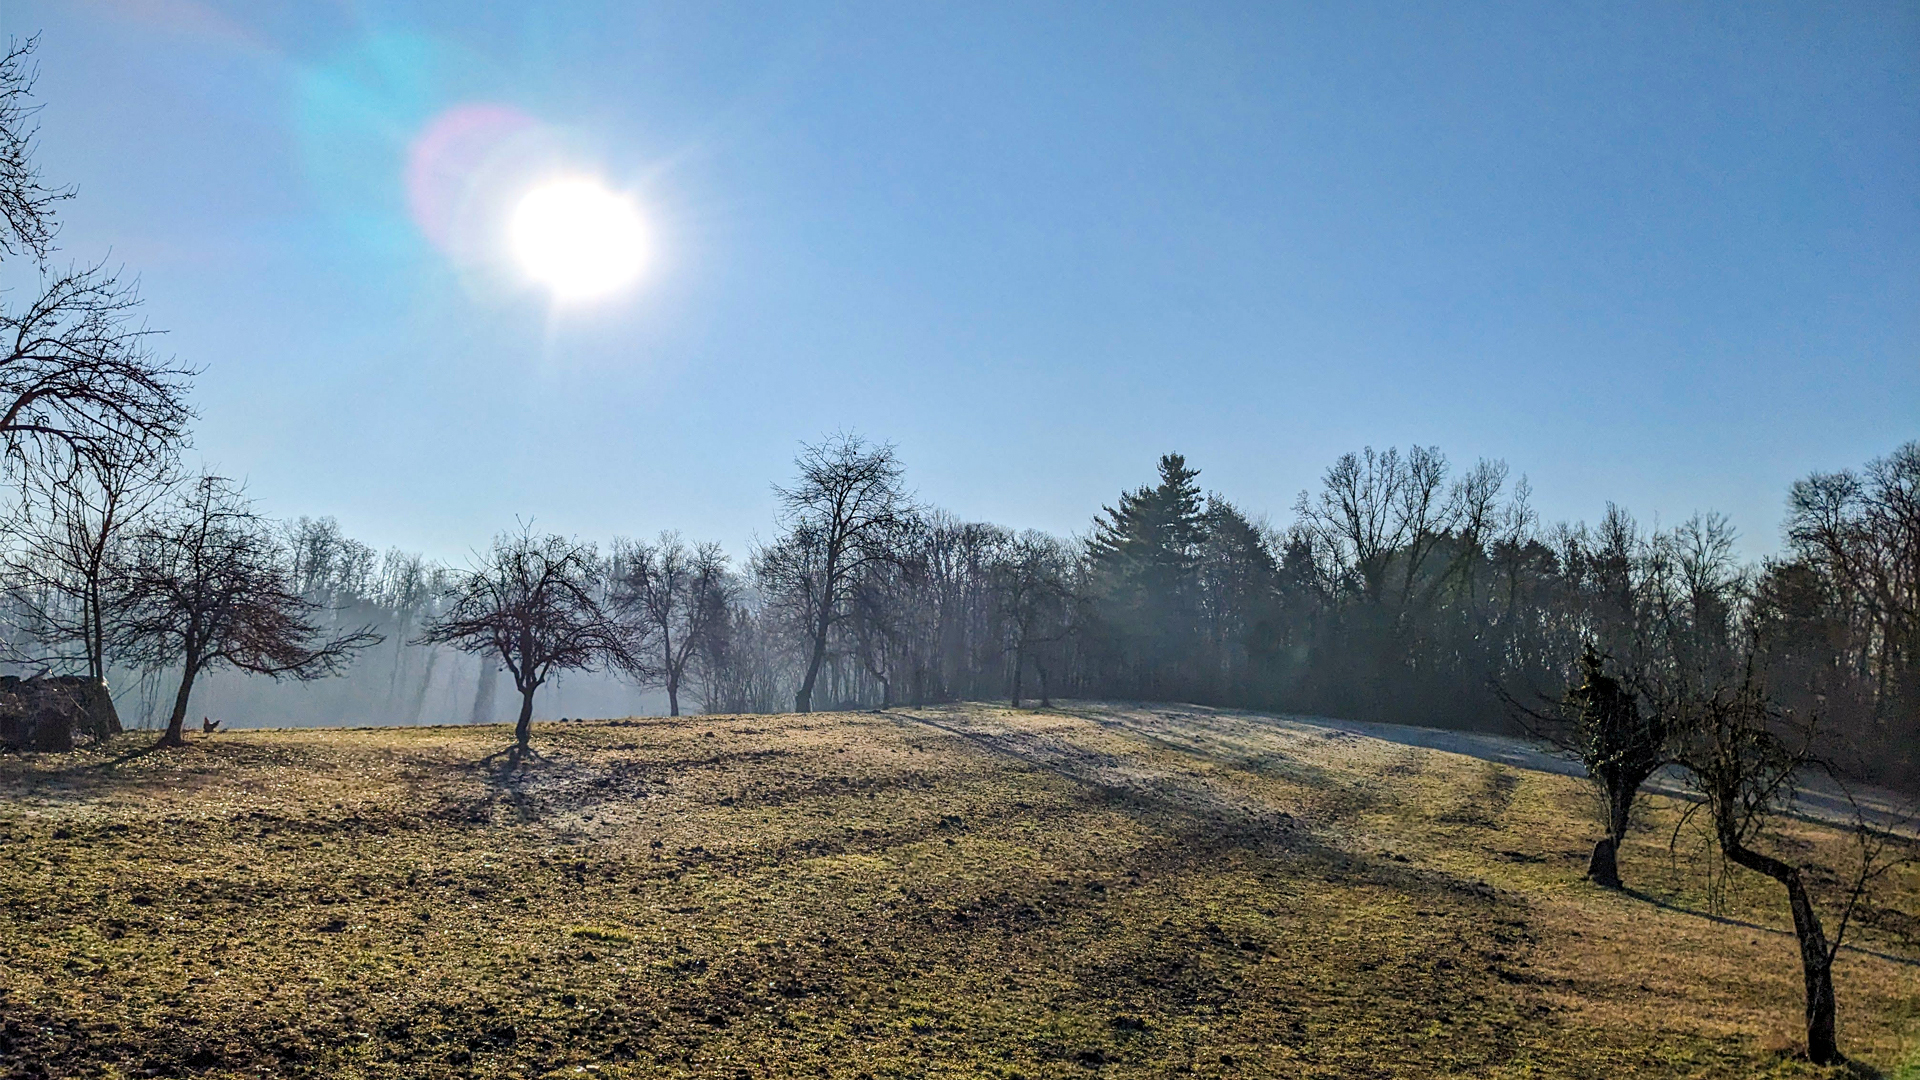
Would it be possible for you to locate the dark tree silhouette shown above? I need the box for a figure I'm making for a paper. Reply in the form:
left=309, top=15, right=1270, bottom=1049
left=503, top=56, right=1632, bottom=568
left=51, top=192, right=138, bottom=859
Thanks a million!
left=1086, top=453, right=1207, bottom=695
left=759, top=433, right=914, bottom=713
left=0, top=40, right=193, bottom=472
left=995, top=531, right=1073, bottom=708
left=115, top=475, right=381, bottom=747
left=1562, top=648, right=1667, bottom=888
left=418, top=527, right=628, bottom=749
left=0, top=37, right=71, bottom=262
left=1768, top=442, right=1920, bottom=776
left=1676, top=668, right=1904, bottom=1066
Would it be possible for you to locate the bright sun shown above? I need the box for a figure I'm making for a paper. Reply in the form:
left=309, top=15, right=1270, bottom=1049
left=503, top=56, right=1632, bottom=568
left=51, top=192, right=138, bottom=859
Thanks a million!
left=508, top=179, right=648, bottom=302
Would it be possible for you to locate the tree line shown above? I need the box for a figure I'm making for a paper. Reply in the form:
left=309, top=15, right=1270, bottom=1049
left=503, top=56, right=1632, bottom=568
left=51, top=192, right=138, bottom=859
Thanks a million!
left=25, top=426, right=1907, bottom=783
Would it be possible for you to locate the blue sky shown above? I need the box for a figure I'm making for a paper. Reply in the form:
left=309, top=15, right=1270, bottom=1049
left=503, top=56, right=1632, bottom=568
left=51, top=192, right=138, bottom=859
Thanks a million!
left=7, top=1, right=1916, bottom=562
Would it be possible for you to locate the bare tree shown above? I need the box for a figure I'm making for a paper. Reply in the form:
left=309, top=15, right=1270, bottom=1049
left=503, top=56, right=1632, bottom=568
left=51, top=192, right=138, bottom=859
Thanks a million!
left=1505, top=508, right=1743, bottom=888
left=611, top=532, right=732, bottom=716
left=0, top=38, right=71, bottom=263
left=1782, top=443, right=1919, bottom=743
left=693, top=594, right=790, bottom=715
left=115, top=475, right=381, bottom=747
left=1294, top=446, right=1453, bottom=606
left=758, top=433, right=914, bottom=712
left=417, top=527, right=628, bottom=750
left=1675, top=667, right=1907, bottom=1066
left=995, top=531, right=1073, bottom=707
left=0, top=37, right=194, bottom=730
left=846, top=535, right=928, bottom=710
left=2, top=430, right=177, bottom=680
left=0, top=39, right=193, bottom=471
left=0, top=265, right=196, bottom=476
left=284, top=516, right=377, bottom=604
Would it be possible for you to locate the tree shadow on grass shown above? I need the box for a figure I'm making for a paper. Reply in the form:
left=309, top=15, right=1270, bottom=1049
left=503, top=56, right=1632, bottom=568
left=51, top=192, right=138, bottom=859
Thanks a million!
left=1621, top=885, right=1920, bottom=971
left=80, top=737, right=170, bottom=770
left=0, top=735, right=213, bottom=806
left=476, top=742, right=549, bottom=822
left=883, top=707, right=1512, bottom=909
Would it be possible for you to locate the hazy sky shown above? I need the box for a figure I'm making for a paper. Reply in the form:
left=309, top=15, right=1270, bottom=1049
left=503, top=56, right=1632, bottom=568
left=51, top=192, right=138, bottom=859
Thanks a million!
left=8, top=2, right=1915, bottom=563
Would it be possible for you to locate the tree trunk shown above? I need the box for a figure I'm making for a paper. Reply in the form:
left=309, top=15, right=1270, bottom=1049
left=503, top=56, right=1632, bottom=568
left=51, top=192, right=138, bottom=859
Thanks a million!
left=1726, top=844, right=1840, bottom=1064
left=85, top=582, right=105, bottom=683
left=1588, top=782, right=1635, bottom=888
left=406, top=648, right=440, bottom=725
left=1036, top=660, right=1052, bottom=709
left=1010, top=643, right=1025, bottom=708
left=470, top=661, right=498, bottom=725
left=1586, top=838, right=1622, bottom=889
left=796, top=626, right=828, bottom=713
left=663, top=629, right=680, bottom=717
left=1784, top=868, right=1839, bottom=1065
left=159, top=664, right=197, bottom=748
left=515, top=684, right=537, bottom=750
left=1609, top=783, right=1635, bottom=846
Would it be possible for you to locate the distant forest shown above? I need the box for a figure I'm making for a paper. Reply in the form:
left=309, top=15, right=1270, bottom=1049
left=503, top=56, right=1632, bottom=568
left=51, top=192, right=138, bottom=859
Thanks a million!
left=6, top=426, right=1911, bottom=787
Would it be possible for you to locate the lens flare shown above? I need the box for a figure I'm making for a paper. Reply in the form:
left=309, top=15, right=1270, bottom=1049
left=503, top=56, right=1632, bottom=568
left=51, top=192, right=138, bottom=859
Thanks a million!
left=405, top=103, right=540, bottom=253
left=508, top=179, right=648, bottom=302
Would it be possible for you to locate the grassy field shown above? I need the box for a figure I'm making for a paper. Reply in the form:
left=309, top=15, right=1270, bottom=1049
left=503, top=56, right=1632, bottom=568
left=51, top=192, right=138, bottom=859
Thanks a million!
left=2, top=702, right=1917, bottom=1079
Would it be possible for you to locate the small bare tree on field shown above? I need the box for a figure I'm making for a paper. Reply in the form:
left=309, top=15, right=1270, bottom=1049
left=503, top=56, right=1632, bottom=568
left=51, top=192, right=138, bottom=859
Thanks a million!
left=759, top=433, right=914, bottom=713
left=1675, top=668, right=1909, bottom=1066
left=116, top=475, right=381, bottom=747
left=611, top=532, right=732, bottom=716
left=418, top=527, right=628, bottom=750
left=1504, top=510, right=1745, bottom=890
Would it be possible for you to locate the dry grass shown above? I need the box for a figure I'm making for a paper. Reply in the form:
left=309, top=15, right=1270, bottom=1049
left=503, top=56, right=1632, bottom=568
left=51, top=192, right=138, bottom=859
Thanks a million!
left=1, top=702, right=1916, bottom=1079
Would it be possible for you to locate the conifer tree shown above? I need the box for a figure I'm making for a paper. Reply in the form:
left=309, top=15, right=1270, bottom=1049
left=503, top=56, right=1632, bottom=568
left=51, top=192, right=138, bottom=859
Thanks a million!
left=1088, top=454, right=1209, bottom=697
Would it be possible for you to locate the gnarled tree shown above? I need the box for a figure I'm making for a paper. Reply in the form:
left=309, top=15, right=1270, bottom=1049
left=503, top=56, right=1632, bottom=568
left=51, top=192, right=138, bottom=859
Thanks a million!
left=418, top=527, right=628, bottom=749
left=1675, top=667, right=1904, bottom=1066
left=115, top=475, right=381, bottom=747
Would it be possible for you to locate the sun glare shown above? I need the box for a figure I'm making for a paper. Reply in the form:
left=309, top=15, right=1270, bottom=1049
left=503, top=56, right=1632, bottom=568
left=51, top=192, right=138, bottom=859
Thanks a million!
left=508, top=179, right=648, bottom=302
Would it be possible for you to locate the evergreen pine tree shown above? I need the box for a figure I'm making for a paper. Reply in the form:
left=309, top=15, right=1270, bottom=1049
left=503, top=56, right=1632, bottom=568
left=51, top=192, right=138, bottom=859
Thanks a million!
left=1087, top=454, right=1209, bottom=696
